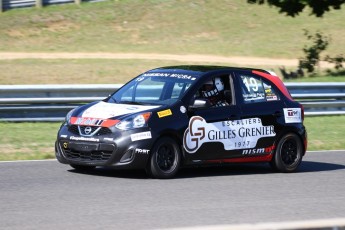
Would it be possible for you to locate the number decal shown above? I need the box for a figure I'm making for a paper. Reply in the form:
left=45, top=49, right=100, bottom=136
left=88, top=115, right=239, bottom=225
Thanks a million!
left=242, top=77, right=258, bottom=92
left=250, top=77, right=258, bottom=92
left=234, top=141, right=250, bottom=148
left=243, top=77, right=250, bottom=92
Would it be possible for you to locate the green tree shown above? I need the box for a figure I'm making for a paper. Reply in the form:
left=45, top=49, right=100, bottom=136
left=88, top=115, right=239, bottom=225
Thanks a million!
left=298, top=30, right=330, bottom=74
left=247, top=0, right=345, bottom=17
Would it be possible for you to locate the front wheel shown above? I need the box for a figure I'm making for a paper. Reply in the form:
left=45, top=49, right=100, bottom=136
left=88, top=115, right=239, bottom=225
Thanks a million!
left=271, top=133, right=303, bottom=173
left=147, top=137, right=181, bottom=179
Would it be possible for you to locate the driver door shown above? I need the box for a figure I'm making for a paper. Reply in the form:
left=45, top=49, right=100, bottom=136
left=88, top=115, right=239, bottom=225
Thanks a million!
left=184, top=73, right=242, bottom=161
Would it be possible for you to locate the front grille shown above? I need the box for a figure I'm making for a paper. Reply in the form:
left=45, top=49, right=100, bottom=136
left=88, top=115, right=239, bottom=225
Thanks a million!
left=79, top=126, right=101, bottom=136
left=68, top=125, right=112, bottom=136
left=64, top=149, right=113, bottom=161
left=97, top=127, right=112, bottom=135
left=61, top=142, right=115, bottom=162
left=68, top=125, right=79, bottom=135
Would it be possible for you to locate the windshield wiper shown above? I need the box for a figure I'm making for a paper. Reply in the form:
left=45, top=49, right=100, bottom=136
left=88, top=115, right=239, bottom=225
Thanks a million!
left=119, top=101, right=145, bottom=105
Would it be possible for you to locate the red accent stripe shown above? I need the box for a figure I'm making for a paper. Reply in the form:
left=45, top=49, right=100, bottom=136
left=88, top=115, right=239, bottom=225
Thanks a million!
left=252, top=70, right=293, bottom=101
left=206, top=154, right=273, bottom=163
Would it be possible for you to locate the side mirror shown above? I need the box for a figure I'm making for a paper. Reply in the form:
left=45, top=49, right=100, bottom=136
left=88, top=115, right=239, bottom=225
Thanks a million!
left=188, top=98, right=211, bottom=111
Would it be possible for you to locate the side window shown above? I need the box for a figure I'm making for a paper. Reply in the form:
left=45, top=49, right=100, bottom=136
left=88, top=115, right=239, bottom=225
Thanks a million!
left=263, top=82, right=280, bottom=101
left=194, top=75, right=232, bottom=107
left=171, top=83, right=191, bottom=99
left=240, top=75, right=279, bottom=103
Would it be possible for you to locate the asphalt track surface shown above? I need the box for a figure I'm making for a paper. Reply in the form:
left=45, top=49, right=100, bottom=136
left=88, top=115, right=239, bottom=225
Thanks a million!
left=1, top=150, right=345, bottom=230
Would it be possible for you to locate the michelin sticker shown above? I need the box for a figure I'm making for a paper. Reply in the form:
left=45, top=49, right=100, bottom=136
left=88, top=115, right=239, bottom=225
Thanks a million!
left=283, top=108, right=302, bottom=123
left=183, top=116, right=275, bottom=153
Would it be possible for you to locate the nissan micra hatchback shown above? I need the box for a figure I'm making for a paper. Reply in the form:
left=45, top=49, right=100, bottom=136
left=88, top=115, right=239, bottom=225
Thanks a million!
left=56, top=66, right=307, bottom=178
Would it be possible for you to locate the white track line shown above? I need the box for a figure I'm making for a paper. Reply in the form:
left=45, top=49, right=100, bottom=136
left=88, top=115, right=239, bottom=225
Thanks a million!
left=0, top=159, right=57, bottom=163
left=166, top=218, right=345, bottom=230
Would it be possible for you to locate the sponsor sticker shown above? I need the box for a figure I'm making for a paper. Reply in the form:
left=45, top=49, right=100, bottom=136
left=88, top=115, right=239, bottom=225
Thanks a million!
left=135, top=149, right=150, bottom=154
left=141, top=73, right=196, bottom=80
left=103, top=137, right=114, bottom=142
left=70, top=117, right=119, bottom=127
left=183, top=116, right=275, bottom=153
left=157, top=109, right=172, bottom=118
left=70, top=136, right=100, bottom=142
left=242, top=145, right=275, bottom=155
left=283, top=108, right=302, bottom=123
left=131, top=131, right=152, bottom=142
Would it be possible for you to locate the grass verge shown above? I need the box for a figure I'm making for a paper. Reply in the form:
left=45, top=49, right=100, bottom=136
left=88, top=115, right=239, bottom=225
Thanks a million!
left=0, top=1, right=344, bottom=58
left=1, top=59, right=344, bottom=85
left=0, top=116, right=343, bottom=161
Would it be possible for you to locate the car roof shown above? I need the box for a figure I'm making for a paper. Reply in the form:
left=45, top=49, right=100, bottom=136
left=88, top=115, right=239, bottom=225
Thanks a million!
left=145, top=65, right=292, bottom=101
left=148, top=65, right=270, bottom=75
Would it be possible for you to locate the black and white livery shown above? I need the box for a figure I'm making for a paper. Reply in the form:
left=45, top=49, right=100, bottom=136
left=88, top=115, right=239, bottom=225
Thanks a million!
left=55, top=66, right=307, bottom=178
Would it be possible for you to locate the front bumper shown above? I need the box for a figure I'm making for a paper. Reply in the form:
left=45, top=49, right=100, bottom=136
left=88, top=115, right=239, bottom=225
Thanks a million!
left=55, top=125, right=153, bottom=169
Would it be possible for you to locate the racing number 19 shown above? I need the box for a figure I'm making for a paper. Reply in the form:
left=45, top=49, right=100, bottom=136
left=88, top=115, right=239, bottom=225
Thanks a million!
left=243, top=77, right=258, bottom=92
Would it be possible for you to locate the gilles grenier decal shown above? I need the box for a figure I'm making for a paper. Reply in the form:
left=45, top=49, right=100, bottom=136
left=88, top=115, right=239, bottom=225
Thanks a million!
left=183, top=116, right=276, bottom=153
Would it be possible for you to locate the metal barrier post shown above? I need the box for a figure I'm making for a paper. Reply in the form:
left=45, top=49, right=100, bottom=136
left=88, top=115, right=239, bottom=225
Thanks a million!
left=36, top=0, right=43, bottom=8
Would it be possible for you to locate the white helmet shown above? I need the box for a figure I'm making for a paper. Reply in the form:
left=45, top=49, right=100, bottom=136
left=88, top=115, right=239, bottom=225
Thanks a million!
left=202, top=77, right=224, bottom=98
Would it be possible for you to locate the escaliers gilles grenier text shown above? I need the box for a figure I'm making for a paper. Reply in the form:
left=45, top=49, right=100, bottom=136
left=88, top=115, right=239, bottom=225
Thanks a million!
left=207, top=118, right=275, bottom=140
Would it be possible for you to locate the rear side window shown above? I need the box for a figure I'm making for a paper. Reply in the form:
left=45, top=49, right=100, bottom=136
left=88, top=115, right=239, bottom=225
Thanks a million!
left=240, top=75, right=279, bottom=103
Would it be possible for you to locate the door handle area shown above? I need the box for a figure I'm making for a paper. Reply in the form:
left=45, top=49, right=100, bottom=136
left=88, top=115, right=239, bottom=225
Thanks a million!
left=273, top=111, right=282, bottom=117
left=229, top=115, right=240, bottom=119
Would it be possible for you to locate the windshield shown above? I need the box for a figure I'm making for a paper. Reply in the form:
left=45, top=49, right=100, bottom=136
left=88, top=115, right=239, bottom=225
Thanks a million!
left=108, top=73, right=196, bottom=106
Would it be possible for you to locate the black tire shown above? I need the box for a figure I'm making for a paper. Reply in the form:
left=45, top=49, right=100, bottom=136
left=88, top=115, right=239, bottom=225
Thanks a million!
left=271, top=133, right=303, bottom=173
left=70, top=164, right=96, bottom=171
left=147, top=137, right=181, bottom=179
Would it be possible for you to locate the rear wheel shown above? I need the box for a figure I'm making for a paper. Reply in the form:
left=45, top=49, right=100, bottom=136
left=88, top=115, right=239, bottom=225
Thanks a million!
left=147, top=137, right=181, bottom=179
left=271, top=133, right=303, bottom=172
left=70, top=164, right=96, bottom=171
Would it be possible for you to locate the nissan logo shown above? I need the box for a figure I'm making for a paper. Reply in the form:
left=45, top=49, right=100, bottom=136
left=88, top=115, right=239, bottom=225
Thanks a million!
left=84, top=126, right=92, bottom=135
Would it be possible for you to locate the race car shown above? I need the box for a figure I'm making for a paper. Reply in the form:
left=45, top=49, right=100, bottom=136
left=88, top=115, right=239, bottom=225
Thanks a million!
left=55, top=66, right=307, bottom=179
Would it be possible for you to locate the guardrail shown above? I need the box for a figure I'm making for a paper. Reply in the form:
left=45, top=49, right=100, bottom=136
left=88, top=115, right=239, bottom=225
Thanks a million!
left=0, top=83, right=344, bottom=121
left=1, top=0, right=101, bottom=12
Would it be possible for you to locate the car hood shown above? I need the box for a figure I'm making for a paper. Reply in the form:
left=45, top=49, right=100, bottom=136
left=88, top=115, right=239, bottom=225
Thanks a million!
left=79, top=101, right=161, bottom=119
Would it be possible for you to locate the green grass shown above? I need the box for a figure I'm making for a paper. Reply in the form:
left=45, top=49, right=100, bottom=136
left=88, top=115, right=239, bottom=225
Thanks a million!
left=0, top=0, right=344, bottom=58
left=0, top=122, right=61, bottom=161
left=0, top=59, right=183, bottom=84
left=304, top=116, right=345, bottom=151
left=0, top=116, right=343, bottom=161
left=0, top=1, right=344, bottom=84
left=284, top=75, right=345, bottom=83
left=1, top=59, right=344, bottom=85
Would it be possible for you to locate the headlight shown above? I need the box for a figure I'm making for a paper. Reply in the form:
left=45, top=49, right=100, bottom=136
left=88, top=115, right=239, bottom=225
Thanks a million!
left=116, top=112, right=151, bottom=130
left=64, top=108, right=76, bottom=125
